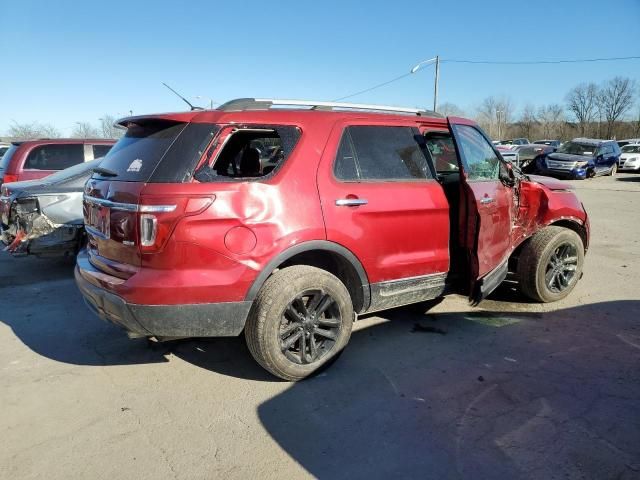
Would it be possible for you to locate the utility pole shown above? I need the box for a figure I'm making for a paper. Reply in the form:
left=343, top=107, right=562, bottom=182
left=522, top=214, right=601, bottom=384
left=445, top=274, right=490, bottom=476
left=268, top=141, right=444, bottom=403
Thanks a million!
left=433, top=55, right=440, bottom=112
left=410, top=56, right=441, bottom=113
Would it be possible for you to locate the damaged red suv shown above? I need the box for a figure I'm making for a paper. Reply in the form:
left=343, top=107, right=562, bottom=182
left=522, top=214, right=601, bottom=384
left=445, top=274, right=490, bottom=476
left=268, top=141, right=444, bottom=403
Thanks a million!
left=76, top=99, right=589, bottom=380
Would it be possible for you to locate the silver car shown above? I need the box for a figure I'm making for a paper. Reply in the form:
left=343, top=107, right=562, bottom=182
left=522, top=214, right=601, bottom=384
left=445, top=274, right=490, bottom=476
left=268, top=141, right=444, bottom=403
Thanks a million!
left=1, top=158, right=102, bottom=257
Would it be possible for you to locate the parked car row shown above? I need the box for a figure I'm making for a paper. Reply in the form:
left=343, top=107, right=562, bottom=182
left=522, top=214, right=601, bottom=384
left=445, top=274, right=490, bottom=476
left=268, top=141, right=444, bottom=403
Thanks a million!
left=1, top=100, right=591, bottom=380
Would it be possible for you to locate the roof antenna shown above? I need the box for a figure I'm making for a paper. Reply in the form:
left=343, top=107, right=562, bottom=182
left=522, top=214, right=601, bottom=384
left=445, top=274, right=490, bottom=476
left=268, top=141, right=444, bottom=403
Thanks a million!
left=162, top=82, right=203, bottom=111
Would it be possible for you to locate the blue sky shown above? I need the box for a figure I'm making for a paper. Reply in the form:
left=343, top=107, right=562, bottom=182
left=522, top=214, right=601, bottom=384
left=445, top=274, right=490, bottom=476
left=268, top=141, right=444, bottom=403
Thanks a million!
left=1, top=0, right=639, bottom=135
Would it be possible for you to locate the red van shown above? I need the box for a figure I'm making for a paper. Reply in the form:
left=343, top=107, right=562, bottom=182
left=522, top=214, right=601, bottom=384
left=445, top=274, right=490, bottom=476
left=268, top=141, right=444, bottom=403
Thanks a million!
left=0, top=139, right=115, bottom=187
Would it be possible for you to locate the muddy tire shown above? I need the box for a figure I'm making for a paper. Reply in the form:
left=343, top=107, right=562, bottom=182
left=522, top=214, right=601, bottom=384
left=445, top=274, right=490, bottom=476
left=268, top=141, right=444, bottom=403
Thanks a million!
left=517, top=226, right=584, bottom=303
left=245, top=265, right=354, bottom=381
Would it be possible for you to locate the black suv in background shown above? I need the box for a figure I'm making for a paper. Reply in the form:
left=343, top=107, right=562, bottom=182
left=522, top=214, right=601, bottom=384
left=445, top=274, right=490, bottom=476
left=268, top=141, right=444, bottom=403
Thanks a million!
left=537, top=138, right=621, bottom=179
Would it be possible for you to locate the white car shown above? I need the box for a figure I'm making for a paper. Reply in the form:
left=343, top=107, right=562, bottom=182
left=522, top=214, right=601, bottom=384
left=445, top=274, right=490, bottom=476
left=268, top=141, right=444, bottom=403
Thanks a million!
left=617, top=138, right=640, bottom=149
left=619, top=144, right=640, bottom=171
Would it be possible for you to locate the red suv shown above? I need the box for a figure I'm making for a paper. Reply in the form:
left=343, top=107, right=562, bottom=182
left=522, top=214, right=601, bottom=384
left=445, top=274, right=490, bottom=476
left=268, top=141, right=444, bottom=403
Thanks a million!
left=75, top=99, right=589, bottom=380
left=0, top=139, right=115, bottom=187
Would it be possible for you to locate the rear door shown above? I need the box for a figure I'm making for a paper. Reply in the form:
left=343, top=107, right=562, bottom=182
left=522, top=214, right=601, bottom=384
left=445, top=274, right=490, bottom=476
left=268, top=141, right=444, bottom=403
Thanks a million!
left=448, top=118, right=514, bottom=301
left=316, top=121, right=450, bottom=286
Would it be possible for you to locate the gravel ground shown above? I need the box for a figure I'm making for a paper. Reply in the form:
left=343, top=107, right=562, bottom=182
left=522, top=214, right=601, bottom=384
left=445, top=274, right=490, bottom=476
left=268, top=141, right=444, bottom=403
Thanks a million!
left=1, top=172, right=639, bottom=480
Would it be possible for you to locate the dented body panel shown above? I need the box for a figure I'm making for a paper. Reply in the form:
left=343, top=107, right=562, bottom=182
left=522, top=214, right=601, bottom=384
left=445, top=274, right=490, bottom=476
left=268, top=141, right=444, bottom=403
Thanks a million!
left=512, top=175, right=589, bottom=252
left=1, top=160, right=102, bottom=257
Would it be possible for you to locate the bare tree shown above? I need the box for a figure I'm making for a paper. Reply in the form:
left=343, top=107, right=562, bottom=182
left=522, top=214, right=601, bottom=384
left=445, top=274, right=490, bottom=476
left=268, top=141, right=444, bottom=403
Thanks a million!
left=99, top=115, right=124, bottom=139
left=517, top=104, right=537, bottom=139
left=8, top=121, right=61, bottom=140
left=438, top=102, right=465, bottom=117
left=475, top=96, right=513, bottom=139
left=566, top=83, right=598, bottom=136
left=72, top=122, right=99, bottom=138
left=538, top=104, right=566, bottom=139
left=598, top=77, right=636, bottom=139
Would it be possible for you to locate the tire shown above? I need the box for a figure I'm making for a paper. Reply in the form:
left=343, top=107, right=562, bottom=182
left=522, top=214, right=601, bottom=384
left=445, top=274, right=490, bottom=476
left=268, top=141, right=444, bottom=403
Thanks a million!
left=245, top=265, right=354, bottom=381
left=517, top=226, right=584, bottom=303
left=609, top=163, right=618, bottom=176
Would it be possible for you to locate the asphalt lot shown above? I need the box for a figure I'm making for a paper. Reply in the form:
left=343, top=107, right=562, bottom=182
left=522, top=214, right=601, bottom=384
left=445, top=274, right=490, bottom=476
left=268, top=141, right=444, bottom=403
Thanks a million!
left=1, top=173, right=639, bottom=480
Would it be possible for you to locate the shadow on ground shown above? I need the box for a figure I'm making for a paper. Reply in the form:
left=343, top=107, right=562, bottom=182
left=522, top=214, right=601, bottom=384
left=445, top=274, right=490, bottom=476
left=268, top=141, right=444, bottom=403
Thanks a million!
left=257, top=300, right=640, bottom=479
left=616, top=175, right=640, bottom=182
left=2, top=254, right=639, bottom=478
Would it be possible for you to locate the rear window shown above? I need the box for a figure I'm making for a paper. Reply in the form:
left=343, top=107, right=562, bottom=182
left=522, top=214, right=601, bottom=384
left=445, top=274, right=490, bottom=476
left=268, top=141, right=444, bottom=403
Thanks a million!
left=24, top=144, right=84, bottom=170
left=0, top=145, right=18, bottom=171
left=94, top=120, right=218, bottom=182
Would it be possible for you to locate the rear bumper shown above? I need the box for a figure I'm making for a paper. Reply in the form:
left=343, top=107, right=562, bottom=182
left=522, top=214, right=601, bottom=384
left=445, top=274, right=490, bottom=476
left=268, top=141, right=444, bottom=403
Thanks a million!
left=75, top=253, right=252, bottom=337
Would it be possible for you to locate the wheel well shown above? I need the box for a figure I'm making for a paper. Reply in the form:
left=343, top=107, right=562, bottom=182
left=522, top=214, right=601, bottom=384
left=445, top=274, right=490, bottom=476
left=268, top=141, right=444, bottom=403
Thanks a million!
left=509, top=220, right=588, bottom=272
left=549, top=220, right=588, bottom=252
left=278, top=250, right=366, bottom=312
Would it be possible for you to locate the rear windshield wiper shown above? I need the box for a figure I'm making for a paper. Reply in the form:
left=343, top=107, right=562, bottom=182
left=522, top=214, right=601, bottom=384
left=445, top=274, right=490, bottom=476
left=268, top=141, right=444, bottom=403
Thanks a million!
left=93, top=166, right=118, bottom=177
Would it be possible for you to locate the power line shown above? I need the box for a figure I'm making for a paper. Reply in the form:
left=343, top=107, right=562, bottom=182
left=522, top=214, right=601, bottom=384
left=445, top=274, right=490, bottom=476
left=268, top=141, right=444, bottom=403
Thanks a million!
left=333, top=72, right=412, bottom=101
left=334, top=55, right=640, bottom=101
left=443, top=55, right=640, bottom=65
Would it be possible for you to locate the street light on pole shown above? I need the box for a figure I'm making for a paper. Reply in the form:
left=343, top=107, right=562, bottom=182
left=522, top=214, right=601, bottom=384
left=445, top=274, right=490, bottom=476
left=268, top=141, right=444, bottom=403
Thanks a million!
left=496, top=110, right=504, bottom=139
left=410, top=55, right=440, bottom=112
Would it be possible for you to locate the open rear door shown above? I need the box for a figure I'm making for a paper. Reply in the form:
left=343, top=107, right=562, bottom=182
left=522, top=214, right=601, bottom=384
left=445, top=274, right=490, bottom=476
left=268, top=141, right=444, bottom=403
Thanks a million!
left=447, top=117, right=514, bottom=304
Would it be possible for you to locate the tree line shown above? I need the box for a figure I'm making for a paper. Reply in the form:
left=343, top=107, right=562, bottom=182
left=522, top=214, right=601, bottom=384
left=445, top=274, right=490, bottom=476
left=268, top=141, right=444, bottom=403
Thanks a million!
left=5, top=115, right=124, bottom=140
left=441, top=76, right=638, bottom=141
left=4, top=76, right=638, bottom=142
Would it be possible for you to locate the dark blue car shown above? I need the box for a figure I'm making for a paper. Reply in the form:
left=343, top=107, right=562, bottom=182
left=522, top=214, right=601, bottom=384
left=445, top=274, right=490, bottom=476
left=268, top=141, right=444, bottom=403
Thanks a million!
left=537, top=138, right=621, bottom=179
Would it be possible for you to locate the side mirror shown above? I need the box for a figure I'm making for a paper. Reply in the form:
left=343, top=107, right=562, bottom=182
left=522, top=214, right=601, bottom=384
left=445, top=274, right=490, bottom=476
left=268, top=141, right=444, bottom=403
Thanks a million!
left=499, top=160, right=516, bottom=186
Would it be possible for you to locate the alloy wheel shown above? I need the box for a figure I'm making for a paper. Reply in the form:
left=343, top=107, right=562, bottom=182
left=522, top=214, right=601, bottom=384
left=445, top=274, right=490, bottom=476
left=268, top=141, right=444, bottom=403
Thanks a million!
left=545, top=243, right=579, bottom=293
left=279, top=289, right=342, bottom=365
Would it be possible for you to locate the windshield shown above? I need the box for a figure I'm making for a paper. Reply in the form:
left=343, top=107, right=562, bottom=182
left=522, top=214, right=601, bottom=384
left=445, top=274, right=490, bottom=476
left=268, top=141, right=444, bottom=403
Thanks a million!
left=622, top=145, right=640, bottom=154
left=556, top=142, right=595, bottom=156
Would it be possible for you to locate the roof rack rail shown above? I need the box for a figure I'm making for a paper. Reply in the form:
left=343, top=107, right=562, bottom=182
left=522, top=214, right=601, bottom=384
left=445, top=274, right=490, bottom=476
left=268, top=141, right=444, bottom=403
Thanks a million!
left=216, top=98, right=443, bottom=118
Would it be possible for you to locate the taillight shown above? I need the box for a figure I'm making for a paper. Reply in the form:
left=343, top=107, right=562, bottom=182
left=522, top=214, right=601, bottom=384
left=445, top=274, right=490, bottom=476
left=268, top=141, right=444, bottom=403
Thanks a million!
left=140, top=214, right=158, bottom=247
left=2, top=174, right=18, bottom=185
left=138, top=196, right=214, bottom=252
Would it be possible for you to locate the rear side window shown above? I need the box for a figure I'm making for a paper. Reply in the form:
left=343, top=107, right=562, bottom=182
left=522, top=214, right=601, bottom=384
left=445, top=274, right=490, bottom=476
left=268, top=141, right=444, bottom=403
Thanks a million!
left=194, top=126, right=301, bottom=182
left=92, top=144, right=112, bottom=159
left=334, top=126, right=433, bottom=181
left=24, top=144, right=84, bottom=170
left=94, top=121, right=219, bottom=182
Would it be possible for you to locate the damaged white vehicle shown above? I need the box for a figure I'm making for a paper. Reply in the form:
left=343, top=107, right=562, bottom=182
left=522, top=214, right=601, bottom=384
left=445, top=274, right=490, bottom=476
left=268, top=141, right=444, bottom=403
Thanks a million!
left=1, top=159, right=103, bottom=258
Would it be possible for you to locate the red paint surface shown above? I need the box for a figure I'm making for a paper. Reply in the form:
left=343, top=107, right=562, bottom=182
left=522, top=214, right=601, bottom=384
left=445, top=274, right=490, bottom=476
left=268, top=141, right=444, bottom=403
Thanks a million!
left=80, top=109, right=589, bottom=307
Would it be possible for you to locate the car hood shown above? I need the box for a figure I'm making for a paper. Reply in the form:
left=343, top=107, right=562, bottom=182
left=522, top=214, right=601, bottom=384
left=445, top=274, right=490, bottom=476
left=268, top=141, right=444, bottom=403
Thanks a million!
left=547, top=152, right=592, bottom=163
left=621, top=153, right=639, bottom=160
left=526, top=175, right=574, bottom=191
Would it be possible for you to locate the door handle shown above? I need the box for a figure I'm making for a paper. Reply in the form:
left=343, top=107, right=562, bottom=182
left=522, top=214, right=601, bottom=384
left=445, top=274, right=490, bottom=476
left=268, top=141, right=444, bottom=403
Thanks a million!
left=336, top=198, right=368, bottom=207
left=480, top=197, right=494, bottom=205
